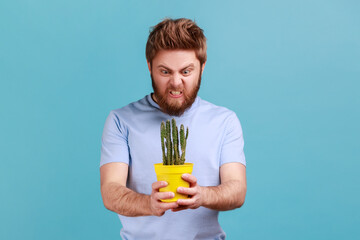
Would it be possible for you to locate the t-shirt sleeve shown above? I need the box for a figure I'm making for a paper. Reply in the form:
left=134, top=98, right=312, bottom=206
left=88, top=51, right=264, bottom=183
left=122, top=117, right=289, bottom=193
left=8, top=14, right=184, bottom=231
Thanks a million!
left=100, top=111, right=130, bottom=167
left=220, top=112, right=246, bottom=167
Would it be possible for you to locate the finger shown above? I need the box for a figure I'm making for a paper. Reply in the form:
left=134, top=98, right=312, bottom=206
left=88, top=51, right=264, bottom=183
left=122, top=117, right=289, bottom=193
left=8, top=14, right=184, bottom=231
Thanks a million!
left=177, top=186, right=196, bottom=196
left=154, top=191, right=175, bottom=200
left=181, top=174, right=197, bottom=186
left=159, top=202, right=179, bottom=210
left=152, top=181, right=168, bottom=190
left=177, top=198, right=195, bottom=206
left=171, top=206, right=189, bottom=212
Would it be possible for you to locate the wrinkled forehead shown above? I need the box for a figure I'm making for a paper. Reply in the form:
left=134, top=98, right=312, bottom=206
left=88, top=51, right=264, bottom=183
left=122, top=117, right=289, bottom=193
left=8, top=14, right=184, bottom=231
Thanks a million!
left=151, top=49, right=200, bottom=70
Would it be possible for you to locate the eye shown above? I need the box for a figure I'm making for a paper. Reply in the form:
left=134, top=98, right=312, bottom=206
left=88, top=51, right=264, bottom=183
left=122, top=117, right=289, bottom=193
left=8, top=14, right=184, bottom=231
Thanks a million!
left=183, top=69, right=191, bottom=75
left=161, top=70, right=169, bottom=74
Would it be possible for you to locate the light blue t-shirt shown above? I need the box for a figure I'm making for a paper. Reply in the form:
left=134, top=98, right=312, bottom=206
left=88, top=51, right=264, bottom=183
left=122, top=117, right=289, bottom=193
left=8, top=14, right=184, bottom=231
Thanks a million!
left=100, top=93, right=246, bottom=240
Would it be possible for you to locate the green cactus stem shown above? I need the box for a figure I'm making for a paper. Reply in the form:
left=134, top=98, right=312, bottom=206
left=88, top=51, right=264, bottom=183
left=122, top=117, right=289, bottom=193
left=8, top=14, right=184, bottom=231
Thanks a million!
left=182, top=127, right=188, bottom=164
left=172, top=119, right=180, bottom=165
left=160, top=122, right=166, bottom=165
left=180, top=125, right=187, bottom=164
left=166, top=120, right=171, bottom=165
left=176, top=126, right=180, bottom=164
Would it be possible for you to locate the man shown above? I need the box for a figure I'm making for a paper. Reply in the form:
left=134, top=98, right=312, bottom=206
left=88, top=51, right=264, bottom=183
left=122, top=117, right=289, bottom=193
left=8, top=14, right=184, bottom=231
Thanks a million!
left=100, top=18, right=247, bottom=239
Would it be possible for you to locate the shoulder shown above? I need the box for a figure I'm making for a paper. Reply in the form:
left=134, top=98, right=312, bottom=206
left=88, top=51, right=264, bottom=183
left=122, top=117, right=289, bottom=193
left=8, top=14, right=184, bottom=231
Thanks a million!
left=112, top=95, right=148, bottom=114
left=110, top=95, right=155, bottom=120
left=105, top=94, right=160, bottom=133
left=103, top=96, right=148, bottom=130
left=196, top=97, right=244, bottom=136
left=197, top=97, right=238, bottom=121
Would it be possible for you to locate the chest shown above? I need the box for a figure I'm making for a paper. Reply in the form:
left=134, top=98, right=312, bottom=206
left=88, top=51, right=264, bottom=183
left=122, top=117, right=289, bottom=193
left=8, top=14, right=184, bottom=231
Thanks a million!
left=127, top=119, right=225, bottom=191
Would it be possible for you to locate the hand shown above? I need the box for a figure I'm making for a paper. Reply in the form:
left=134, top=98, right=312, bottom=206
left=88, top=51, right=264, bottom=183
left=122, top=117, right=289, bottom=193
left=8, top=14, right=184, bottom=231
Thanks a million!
left=172, top=174, right=203, bottom=212
left=150, top=181, right=179, bottom=216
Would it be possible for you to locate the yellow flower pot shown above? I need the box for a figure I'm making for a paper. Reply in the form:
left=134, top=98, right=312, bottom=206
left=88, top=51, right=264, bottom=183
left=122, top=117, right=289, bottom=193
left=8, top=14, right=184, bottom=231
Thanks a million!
left=154, top=163, right=194, bottom=202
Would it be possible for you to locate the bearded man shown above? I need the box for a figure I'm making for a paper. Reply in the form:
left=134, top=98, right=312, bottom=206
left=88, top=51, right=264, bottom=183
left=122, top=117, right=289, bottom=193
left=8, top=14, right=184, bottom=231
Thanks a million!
left=100, top=18, right=247, bottom=240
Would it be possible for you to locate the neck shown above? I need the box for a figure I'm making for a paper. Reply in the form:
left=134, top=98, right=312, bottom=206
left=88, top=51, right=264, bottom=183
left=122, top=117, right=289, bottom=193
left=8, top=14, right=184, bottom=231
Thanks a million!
left=151, top=93, right=158, bottom=103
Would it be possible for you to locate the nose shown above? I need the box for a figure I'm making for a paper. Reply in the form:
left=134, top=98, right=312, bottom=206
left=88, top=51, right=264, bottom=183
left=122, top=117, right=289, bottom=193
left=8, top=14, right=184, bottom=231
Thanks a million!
left=170, top=72, right=183, bottom=87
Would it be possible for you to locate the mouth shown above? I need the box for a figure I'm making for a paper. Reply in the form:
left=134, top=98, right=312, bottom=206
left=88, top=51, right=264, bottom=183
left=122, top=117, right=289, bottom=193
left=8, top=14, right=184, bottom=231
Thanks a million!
left=169, top=91, right=183, bottom=98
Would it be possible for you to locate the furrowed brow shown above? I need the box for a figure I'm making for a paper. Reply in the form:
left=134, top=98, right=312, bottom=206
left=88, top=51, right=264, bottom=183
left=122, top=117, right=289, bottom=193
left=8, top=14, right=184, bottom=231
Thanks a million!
left=183, top=63, right=195, bottom=69
left=157, top=65, right=171, bottom=70
left=157, top=63, right=195, bottom=71
left=181, top=64, right=195, bottom=71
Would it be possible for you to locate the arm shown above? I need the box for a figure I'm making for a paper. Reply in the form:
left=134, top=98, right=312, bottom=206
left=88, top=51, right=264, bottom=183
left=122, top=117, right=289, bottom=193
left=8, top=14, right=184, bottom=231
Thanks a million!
left=174, top=162, right=247, bottom=211
left=100, top=162, right=179, bottom=217
left=202, top=162, right=246, bottom=210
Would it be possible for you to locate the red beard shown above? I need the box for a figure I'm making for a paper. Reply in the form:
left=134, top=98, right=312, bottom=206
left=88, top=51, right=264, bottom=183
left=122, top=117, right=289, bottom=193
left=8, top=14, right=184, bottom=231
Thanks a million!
left=151, top=72, right=202, bottom=116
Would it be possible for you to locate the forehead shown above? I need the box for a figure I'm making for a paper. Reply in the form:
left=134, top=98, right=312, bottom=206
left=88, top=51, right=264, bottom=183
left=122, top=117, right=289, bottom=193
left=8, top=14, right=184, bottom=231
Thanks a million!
left=152, top=49, right=200, bottom=69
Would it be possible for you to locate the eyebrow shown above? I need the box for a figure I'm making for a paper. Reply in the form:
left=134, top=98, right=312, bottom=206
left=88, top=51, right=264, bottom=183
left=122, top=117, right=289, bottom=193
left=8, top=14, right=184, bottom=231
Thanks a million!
left=157, top=63, right=195, bottom=71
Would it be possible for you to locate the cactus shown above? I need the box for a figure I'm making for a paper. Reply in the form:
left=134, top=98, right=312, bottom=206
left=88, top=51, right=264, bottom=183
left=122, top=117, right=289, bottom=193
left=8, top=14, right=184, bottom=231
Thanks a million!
left=160, top=122, right=166, bottom=165
left=180, top=125, right=188, bottom=164
left=166, top=120, right=171, bottom=165
left=176, top=126, right=180, bottom=164
left=160, top=118, right=189, bottom=165
left=172, top=119, right=180, bottom=165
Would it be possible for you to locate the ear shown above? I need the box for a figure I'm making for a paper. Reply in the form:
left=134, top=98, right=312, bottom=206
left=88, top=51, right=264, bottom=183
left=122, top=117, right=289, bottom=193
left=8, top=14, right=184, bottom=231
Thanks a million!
left=147, top=61, right=151, bottom=74
left=201, top=62, right=206, bottom=75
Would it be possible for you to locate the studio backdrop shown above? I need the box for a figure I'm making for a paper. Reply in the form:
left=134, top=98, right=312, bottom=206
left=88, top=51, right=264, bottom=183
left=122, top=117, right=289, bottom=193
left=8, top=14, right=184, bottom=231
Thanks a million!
left=0, top=0, right=359, bottom=239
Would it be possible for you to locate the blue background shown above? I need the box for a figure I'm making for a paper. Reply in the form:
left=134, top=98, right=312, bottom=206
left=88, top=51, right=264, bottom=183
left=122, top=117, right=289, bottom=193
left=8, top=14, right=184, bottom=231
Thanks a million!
left=1, top=0, right=359, bottom=239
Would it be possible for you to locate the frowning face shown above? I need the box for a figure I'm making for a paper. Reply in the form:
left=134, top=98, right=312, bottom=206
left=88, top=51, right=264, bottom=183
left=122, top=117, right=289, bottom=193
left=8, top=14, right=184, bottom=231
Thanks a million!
left=148, top=49, right=205, bottom=116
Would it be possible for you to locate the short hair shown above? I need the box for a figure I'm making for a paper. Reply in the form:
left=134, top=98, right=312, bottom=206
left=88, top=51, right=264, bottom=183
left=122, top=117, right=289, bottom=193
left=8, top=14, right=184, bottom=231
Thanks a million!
left=146, top=18, right=207, bottom=66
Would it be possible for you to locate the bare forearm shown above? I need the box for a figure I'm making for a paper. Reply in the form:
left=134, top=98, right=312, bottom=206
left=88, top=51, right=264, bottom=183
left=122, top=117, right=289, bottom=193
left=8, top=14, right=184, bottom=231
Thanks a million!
left=101, top=182, right=152, bottom=217
left=201, top=180, right=246, bottom=211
